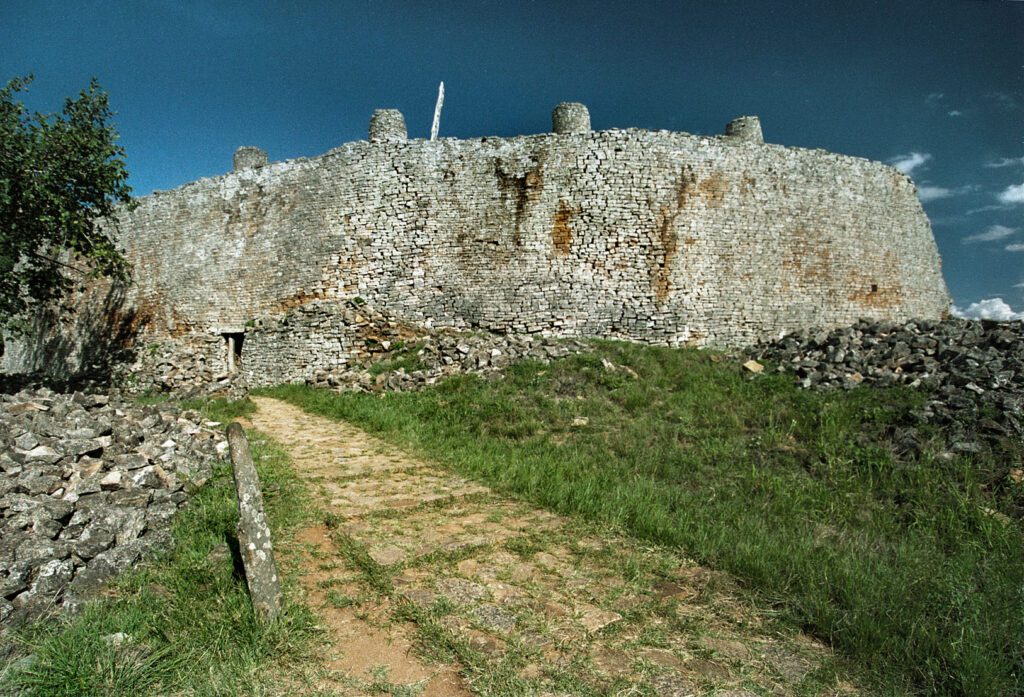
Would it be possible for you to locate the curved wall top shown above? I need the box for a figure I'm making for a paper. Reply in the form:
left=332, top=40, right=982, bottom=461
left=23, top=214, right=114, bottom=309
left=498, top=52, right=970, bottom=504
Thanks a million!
left=116, top=122, right=950, bottom=349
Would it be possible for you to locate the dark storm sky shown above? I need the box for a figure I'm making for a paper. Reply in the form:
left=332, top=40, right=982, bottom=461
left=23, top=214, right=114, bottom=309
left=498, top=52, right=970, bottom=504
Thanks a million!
left=1, top=0, right=1022, bottom=313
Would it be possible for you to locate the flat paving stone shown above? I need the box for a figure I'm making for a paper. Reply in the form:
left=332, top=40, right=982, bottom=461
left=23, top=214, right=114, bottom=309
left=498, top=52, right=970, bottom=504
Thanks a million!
left=249, top=397, right=859, bottom=696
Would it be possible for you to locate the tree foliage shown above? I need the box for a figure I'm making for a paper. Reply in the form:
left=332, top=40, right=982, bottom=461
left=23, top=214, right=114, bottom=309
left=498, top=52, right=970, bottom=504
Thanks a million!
left=0, top=75, right=133, bottom=332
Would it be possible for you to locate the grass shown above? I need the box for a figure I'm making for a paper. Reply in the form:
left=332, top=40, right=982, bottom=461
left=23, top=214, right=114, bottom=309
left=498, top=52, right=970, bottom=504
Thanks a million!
left=128, top=394, right=258, bottom=422
left=0, top=398, right=315, bottom=696
left=261, top=342, right=1024, bottom=696
left=181, top=395, right=258, bottom=421
left=367, top=342, right=427, bottom=376
left=325, top=520, right=538, bottom=696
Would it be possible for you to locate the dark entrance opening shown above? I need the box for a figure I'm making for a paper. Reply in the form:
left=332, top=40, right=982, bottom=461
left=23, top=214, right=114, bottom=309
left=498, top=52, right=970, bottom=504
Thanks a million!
left=223, top=332, right=245, bottom=373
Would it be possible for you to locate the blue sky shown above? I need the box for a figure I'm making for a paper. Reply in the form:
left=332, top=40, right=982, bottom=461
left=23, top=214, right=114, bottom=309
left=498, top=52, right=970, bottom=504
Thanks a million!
left=2, top=0, right=1022, bottom=315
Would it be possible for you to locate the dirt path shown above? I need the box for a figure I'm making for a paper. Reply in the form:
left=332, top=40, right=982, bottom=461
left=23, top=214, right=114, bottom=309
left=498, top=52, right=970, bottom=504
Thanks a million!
left=251, top=396, right=855, bottom=696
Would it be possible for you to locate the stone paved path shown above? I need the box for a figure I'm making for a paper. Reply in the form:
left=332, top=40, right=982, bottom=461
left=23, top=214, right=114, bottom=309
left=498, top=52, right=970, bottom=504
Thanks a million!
left=250, top=396, right=857, bottom=696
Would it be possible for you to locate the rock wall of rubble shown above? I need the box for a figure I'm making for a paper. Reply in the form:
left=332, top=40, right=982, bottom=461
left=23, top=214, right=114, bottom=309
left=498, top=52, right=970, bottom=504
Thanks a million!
left=748, top=317, right=1023, bottom=516
left=0, top=389, right=227, bottom=630
left=4, top=124, right=951, bottom=382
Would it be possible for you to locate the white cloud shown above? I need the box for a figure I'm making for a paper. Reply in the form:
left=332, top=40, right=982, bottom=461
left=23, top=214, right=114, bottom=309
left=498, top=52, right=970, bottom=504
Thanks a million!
left=1016, top=283, right=1024, bottom=289
left=918, top=184, right=975, bottom=202
left=997, top=182, right=1024, bottom=204
left=952, top=298, right=1024, bottom=322
left=1006, top=243, right=1024, bottom=252
left=962, top=224, right=1019, bottom=243
left=986, top=92, right=1020, bottom=110
left=918, top=186, right=953, bottom=201
left=889, top=152, right=931, bottom=175
left=928, top=215, right=969, bottom=226
left=984, top=156, right=1024, bottom=169
left=947, top=110, right=962, bottom=117
left=925, top=92, right=945, bottom=104
left=966, top=204, right=1013, bottom=215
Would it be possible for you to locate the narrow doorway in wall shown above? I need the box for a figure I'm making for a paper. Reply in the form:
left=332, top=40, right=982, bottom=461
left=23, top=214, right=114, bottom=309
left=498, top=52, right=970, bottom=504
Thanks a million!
left=223, top=332, right=245, bottom=373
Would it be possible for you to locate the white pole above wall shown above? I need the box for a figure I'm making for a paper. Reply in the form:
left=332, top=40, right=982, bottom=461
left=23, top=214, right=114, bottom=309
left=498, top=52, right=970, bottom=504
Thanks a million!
left=431, top=81, right=445, bottom=141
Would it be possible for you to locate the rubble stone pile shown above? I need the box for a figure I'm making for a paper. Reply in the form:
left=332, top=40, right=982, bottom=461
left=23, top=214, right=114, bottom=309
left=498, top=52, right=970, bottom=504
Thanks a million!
left=0, top=388, right=227, bottom=631
left=306, top=332, right=588, bottom=392
left=749, top=318, right=1024, bottom=454
left=116, top=331, right=249, bottom=400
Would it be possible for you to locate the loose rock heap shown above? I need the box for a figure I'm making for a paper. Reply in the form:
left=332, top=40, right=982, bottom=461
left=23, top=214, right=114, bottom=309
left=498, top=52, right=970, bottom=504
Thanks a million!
left=117, top=331, right=250, bottom=400
left=0, top=388, right=227, bottom=631
left=306, top=332, right=588, bottom=392
left=749, top=318, right=1024, bottom=456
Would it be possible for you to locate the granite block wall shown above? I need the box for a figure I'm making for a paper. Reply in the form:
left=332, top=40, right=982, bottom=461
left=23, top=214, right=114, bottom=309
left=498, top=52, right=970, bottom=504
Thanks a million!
left=3, top=114, right=951, bottom=384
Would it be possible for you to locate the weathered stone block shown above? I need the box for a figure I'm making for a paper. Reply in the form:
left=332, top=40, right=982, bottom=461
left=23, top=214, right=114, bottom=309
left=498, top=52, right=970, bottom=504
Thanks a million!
left=369, top=108, right=407, bottom=142
left=233, top=146, right=268, bottom=171
left=227, top=422, right=282, bottom=622
left=552, top=102, right=591, bottom=134
left=725, top=115, right=764, bottom=143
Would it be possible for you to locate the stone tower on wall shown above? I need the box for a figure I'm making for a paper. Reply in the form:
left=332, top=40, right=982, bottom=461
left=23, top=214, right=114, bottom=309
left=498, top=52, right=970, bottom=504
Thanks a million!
left=724, top=116, right=763, bottom=143
left=552, top=102, right=591, bottom=134
left=369, top=109, right=408, bottom=142
left=1, top=100, right=951, bottom=384
left=233, top=146, right=268, bottom=170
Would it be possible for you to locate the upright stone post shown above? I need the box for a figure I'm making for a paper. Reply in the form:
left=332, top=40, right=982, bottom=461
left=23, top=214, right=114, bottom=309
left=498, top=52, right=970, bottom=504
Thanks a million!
left=369, top=109, right=408, bottom=143
left=226, top=336, right=236, bottom=374
left=552, top=102, right=591, bottom=134
left=227, top=422, right=282, bottom=622
left=430, top=81, right=445, bottom=141
left=724, top=116, right=764, bottom=143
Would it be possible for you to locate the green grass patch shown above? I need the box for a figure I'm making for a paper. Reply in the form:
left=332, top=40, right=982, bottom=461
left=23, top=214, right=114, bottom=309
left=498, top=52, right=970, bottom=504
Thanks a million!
left=367, top=342, right=427, bottom=376
left=129, top=390, right=172, bottom=407
left=129, top=393, right=257, bottom=423
left=1, top=401, right=314, bottom=696
left=180, top=395, right=257, bottom=422
left=261, top=342, right=1024, bottom=695
left=325, top=590, right=360, bottom=609
left=329, top=530, right=395, bottom=597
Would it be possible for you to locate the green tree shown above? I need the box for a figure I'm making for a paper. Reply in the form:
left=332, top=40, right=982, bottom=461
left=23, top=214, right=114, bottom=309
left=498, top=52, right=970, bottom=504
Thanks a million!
left=0, top=75, right=132, bottom=334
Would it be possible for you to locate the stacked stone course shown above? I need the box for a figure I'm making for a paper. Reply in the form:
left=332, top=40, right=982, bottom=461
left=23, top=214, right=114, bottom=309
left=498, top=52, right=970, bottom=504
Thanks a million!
left=552, top=102, right=592, bottom=134
left=724, top=116, right=764, bottom=143
left=232, top=146, right=268, bottom=171
left=3, top=104, right=950, bottom=385
left=369, top=109, right=408, bottom=143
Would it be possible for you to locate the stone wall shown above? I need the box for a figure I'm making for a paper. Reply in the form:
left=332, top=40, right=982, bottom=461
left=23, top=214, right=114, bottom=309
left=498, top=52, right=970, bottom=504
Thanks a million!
left=3, top=111, right=951, bottom=384
left=240, top=300, right=421, bottom=386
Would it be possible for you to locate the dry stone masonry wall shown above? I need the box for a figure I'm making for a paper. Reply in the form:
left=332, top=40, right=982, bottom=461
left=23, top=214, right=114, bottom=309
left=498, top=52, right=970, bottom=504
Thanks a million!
left=232, top=146, right=268, bottom=172
left=724, top=115, right=765, bottom=143
left=4, top=104, right=951, bottom=385
left=369, top=108, right=409, bottom=143
left=552, top=102, right=592, bottom=134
